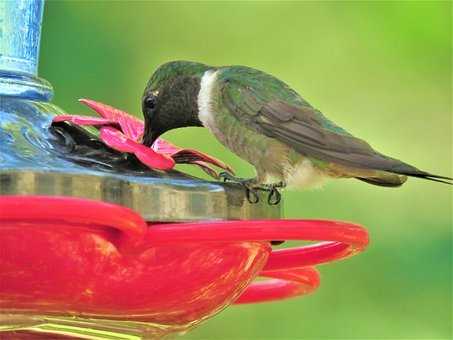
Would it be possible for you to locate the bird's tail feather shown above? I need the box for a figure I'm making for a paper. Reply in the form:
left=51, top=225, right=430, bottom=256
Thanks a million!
left=356, top=169, right=452, bottom=187
left=397, top=171, right=453, bottom=185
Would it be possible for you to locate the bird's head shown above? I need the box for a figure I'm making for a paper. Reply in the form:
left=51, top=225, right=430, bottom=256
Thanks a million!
left=142, top=61, right=210, bottom=146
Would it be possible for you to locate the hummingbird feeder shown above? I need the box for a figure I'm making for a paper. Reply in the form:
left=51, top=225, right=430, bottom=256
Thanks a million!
left=0, top=1, right=369, bottom=339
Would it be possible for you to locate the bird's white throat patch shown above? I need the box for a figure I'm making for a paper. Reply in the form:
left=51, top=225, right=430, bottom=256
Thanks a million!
left=197, top=69, right=218, bottom=127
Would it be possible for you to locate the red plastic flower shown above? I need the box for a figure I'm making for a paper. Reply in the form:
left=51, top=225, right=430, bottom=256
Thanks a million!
left=53, top=99, right=234, bottom=178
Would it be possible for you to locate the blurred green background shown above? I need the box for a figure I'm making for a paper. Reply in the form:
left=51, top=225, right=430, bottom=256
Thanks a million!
left=40, top=1, right=451, bottom=339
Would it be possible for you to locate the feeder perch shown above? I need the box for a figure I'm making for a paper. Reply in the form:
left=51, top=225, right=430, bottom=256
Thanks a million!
left=0, top=1, right=369, bottom=339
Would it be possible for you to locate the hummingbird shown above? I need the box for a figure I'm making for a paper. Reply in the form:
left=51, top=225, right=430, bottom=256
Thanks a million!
left=141, top=61, right=452, bottom=204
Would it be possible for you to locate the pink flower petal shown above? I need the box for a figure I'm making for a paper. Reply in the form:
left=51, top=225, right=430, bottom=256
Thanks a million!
left=151, top=138, right=180, bottom=154
left=152, top=139, right=234, bottom=175
left=173, top=149, right=235, bottom=175
left=79, top=99, right=144, bottom=141
left=100, top=127, right=175, bottom=170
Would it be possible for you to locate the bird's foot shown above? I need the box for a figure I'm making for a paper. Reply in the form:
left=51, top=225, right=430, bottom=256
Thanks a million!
left=219, top=172, right=260, bottom=204
left=219, top=172, right=285, bottom=205
left=261, top=182, right=286, bottom=205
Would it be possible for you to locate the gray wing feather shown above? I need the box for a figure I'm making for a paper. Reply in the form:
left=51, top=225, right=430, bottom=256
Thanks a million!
left=256, top=101, right=418, bottom=173
left=222, top=80, right=418, bottom=173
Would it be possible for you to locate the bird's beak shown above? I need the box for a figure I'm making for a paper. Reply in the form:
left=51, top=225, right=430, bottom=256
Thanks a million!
left=142, top=128, right=159, bottom=147
left=142, top=106, right=160, bottom=147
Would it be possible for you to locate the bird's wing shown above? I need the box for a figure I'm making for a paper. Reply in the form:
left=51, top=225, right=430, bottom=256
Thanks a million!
left=218, top=70, right=423, bottom=175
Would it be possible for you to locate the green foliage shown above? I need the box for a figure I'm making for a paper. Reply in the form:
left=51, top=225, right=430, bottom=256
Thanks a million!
left=41, top=1, right=451, bottom=339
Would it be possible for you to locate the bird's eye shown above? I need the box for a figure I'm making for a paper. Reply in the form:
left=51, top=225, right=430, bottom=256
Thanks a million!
left=145, top=96, right=157, bottom=110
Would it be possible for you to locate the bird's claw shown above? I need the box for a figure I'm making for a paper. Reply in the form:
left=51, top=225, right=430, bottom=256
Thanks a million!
left=267, top=187, right=281, bottom=205
left=218, top=172, right=259, bottom=203
left=219, top=172, right=285, bottom=205
left=262, top=182, right=285, bottom=205
left=245, top=187, right=260, bottom=204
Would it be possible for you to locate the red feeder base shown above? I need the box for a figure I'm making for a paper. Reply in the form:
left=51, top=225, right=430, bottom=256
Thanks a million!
left=0, top=196, right=368, bottom=338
